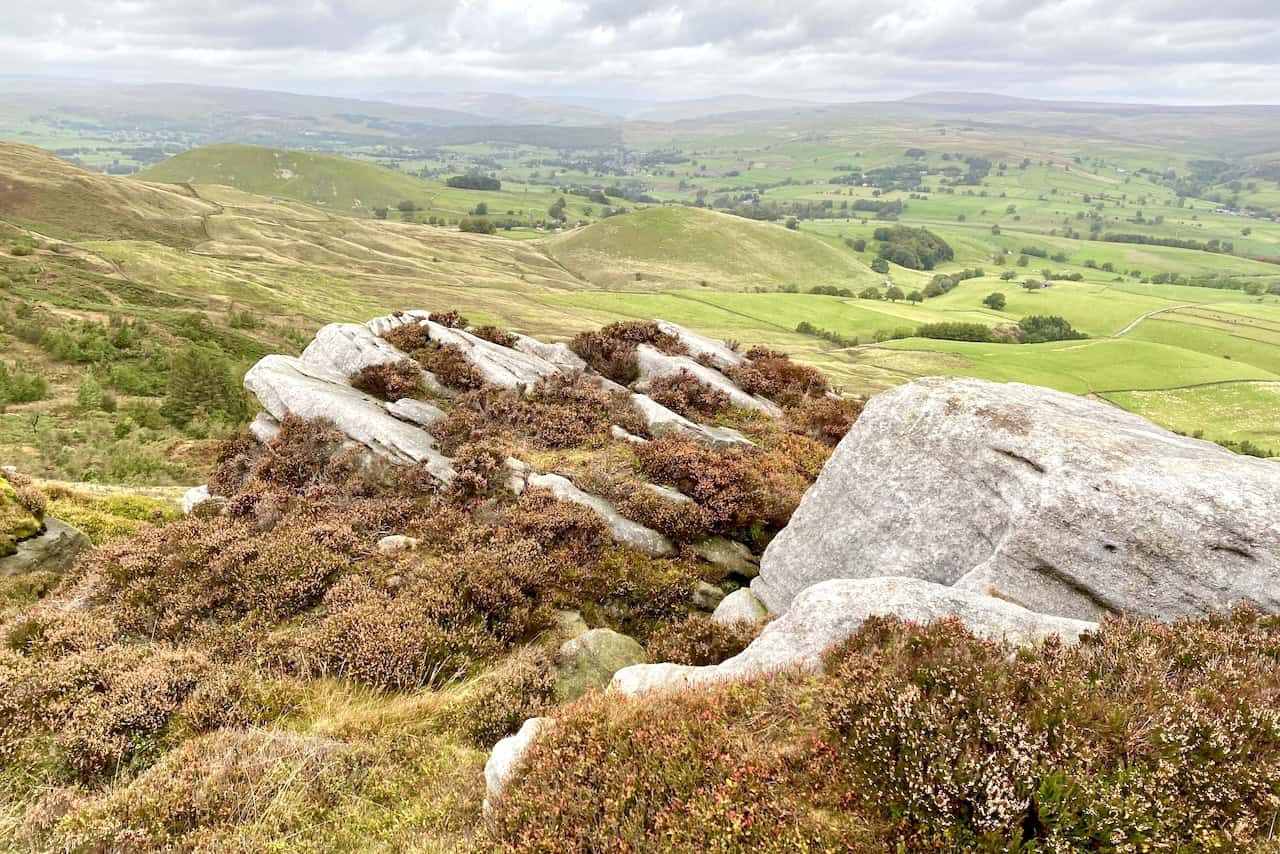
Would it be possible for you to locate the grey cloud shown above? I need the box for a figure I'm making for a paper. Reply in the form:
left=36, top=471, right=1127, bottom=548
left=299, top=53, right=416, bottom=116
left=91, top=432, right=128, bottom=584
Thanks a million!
left=0, top=0, right=1277, bottom=103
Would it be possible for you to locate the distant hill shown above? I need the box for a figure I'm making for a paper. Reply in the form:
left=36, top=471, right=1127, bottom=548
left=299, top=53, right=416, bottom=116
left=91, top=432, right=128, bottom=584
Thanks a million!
left=626, top=95, right=820, bottom=122
left=545, top=206, right=876, bottom=291
left=138, top=144, right=446, bottom=216
left=373, top=91, right=617, bottom=126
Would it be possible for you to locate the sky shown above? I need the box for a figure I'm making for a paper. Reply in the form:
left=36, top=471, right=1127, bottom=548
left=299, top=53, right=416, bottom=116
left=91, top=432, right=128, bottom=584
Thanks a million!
left=2, top=0, right=1278, bottom=105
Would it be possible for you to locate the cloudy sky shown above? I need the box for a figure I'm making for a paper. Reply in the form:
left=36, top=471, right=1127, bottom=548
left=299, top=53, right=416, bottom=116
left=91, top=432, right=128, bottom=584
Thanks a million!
left=2, top=0, right=1278, bottom=105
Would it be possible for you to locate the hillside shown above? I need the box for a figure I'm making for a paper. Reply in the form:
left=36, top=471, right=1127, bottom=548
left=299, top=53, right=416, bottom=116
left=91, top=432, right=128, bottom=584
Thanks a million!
left=140, top=143, right=593, bottom=225
left=546, top=206, right=879, bottom=291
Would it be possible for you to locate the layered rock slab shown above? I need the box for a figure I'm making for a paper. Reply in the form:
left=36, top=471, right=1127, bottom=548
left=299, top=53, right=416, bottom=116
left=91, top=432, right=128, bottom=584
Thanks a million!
left=754, top=376, right=1280, bottom=621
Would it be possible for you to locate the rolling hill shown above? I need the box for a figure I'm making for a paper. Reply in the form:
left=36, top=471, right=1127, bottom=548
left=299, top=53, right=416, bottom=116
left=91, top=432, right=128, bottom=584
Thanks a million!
left=545, top=206, right=880, bottom=292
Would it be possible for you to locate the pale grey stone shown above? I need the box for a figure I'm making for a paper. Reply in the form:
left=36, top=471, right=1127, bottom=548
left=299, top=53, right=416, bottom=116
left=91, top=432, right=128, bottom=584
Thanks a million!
left=243, top=355, right=455, bottom=483
left=712, top=588, right=769, bottom=625
left=693, top=581, right=727, bottom=610
left=376, top=535, right=420, bottom=554
left=182, top=485, right=211, bottom=516
left=644, top=483, right=694, bottom=504
left=754, top=376, right=1280, bottom=621
left=630, top=393, right=753, bottom=449
left=656, top=320, right=746, bottom=370
left=610, top=424, right=649, bottom=444
left=423, top=320, right=561, bottom=390
left=385, top=397, right=445, bottom=428
left=611, top=577, right=1097, bottom=696
left=249, top=411, right=282, bottom=443
left=513, top=334, right=587, bottom=372
left=483, top=717, right=556, bottom=815
left=527, top=473, right=674, bottom=556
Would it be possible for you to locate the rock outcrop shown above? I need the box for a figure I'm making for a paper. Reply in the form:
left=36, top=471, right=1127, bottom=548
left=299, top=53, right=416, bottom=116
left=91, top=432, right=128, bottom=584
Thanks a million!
left=611, top=577, right=1098, bottom=696
left=753, top=376, right=1280, bottom=621
left=0, top=518, right=91, bottom=576
left=233, top=313, right=769, bottom=558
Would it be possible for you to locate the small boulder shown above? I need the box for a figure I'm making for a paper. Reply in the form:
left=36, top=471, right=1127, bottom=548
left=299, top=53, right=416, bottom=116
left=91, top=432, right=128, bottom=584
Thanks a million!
left=655, top=320, right=746, bottom=371
left=692, top=581, right=726, bottom=611
left=377, top=535, right=420, bottom=554
left=0, top=518, right=91, bottom=576
left=483, top=717, right=556, bottom=815
left=712, top=588, right=769, bottom=625
left=691, top=537, right=760, bottom=578
left=181, top=485, right=224, bottom=517
left=553, top=628, right=647, bottom=703
left=611, top=577, right=1096, bottom=696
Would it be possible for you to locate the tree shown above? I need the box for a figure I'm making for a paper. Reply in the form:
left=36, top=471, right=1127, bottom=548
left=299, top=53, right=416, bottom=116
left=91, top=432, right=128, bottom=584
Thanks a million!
left=983, top=292, right=1007, bottom=310
left=870, top=258, right=889, bottom=274
left=459, top=217, right=496, bottom=234
left=859, top=287, right=883, bottom=300
left=849, top=237, right=867, bottom=252
left=372, top=207, right=388, bottom=220
left=907, top=290, right=924, bottom=304
left=161, top=344, right=245, bottom=428
left=785, top=217, right=799, bottom=230
left=396, top=200, right=416, bottom=214
left=472, top=202, right=488, bottom=216
left=1023, top=279, right=1044, bottom=291
left=446, top=174, right=501, bottom=191
left=548, top=197, right=568, bottom=222
left=885, top=286, right=905, bottom=302
left=1000, top=270, right=1018, bottom=281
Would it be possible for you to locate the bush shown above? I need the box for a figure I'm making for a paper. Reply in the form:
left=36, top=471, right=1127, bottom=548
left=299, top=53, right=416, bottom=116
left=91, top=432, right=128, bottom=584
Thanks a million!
left=917, top=321, right=994, bottom=342
left=724, top=347, right=829, bottom=407
left=645, top=614, right=760, bottom=666
left=472, top=325, right=518, bottom=348
left=349, top=359, right=421, bottom=402
left=446, top=647, right=556, bottom=747
left=983, top=291, right=1007, bottom=310
left=788, top=396, right=863, bottom=445
left=0, top=361, right=48, bottom=405
left=416, top=343, right=488, bottom=391
left=570, top=322, right=686, bottom=386
left=487, top=609, right=1280, bottom=852
left=1019, top=314, right=1088, bottom=343
left=648, top=371, right=731, bottom=420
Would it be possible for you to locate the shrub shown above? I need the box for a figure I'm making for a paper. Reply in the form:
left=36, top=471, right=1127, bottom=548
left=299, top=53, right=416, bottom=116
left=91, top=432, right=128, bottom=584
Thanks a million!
left=0, top=361, right=48, bottom=405
left=381, top=319, right=432, bottom=352
left=648, top=370, right=731, bottom=420
left=633, top=436, right=808, bottom=536
left=725, top=347, right=829, bottom=407
left=789, top=396, right=863, bottom=445
left=917, top=321, right=995, bottom=342
left=570, top=321, right=686, bottom=386
left=645, top=614, right=760, bottom=666
left=472, top=325, right=518, bottom=348
left=983, top=291, right=1007, bottom=310
left=416, top=343, right=487, bottom=391
left=429, top=310, right=468, bottom=329
left=349, top=359, right=421, bottom=402
left=449, top=439, right=511, bottom=500
left=447, top=647, right=556, bottom=747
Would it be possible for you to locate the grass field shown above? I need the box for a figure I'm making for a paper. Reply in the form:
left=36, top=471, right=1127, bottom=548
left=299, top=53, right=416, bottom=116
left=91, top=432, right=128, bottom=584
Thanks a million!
left=4, top=139, right=1280, bottom=475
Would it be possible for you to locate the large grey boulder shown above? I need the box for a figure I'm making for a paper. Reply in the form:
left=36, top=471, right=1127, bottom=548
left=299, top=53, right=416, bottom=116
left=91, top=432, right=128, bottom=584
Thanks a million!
left=754, top=376, right=1280, bottom=621
left=611, top=577, right=1096, bottom=696
left=634, top=345, right=782, bottom=417
left=513, top=334, right=587, bottom=373
left=553, top=628, right=647, bottom=702
left=527, top=473, right=674, bottom=556
left=244, top=355, right=455, bottom=482
left=483, top=716, right=555, bottom=815
left=0, top=518, right=91, bottom=576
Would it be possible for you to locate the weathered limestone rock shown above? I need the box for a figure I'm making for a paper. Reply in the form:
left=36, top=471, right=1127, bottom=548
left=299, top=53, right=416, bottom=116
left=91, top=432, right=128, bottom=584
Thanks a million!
left=527, top=473, right=674, bottom=556
left=302, top=321, right=452, bottom=397
left=634, top=345, right=782, bottom=416
left=630, top=393, right=753, bottom=449
left=422, top=320, right=562, bottom=390
left=249, top=411, right=282, bottom=444
left=483, top=717, right=555, bottom=815
left=513, top=334, right=587, bottom=372
left=385, top=398, right=445, bottom=429
left=243, top=355, right=455, bottom=482
left=0, top=518, right=91, bottom=576
left=553, top=610, right=590, bottom=638
left=692, top=537, right=760, bottom=578
left=712, top=588, right=769, bottom=625
left=611, top=577, right=1097, bottom=696
left=553, top=628, right=647, bottom=702
left=656, top=320, right=745, bottom=371
left=755, top=377, right=1280, bottom=621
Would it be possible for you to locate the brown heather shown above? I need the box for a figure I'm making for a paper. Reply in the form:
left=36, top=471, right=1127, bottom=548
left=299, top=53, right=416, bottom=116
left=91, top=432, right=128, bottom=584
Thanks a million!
left=487, top=609, right=1280, bottom=853
left=569, top=320, right=687, bottom=385
left=648, top=369, right=732, bottom=420
left=349, top=359, right=422, bottom=402
left=725, top=345, right=830, bottom=407
left=644, top=613, right=761, bottom=666
left=472, top=324, right=519, bottom=348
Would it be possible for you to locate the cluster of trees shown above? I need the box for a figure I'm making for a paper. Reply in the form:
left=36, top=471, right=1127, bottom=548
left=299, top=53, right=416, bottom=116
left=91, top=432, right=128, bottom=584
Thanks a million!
left=459, top=218, right=496, bottom=234
left=873, top=226, right=955, bottom=270
left=1104, top=233, right=1235, bottom=254
left=445, top=174, right=501, bottom=191
left=795, top=321, right=914, bottom=347
left=916, top=314, right=1086, bottom=344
